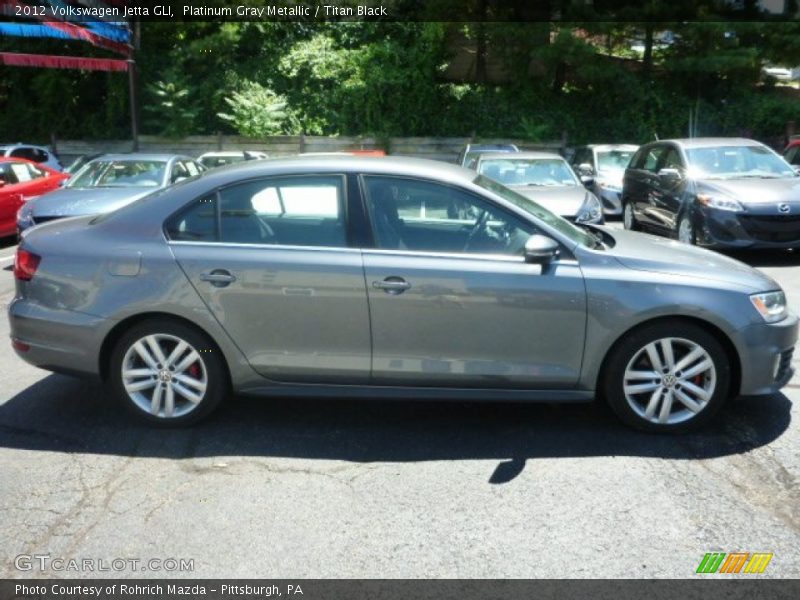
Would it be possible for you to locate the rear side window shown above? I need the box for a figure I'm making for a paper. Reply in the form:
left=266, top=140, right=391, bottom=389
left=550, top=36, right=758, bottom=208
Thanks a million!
left=166, top=175, right=347, bottom=248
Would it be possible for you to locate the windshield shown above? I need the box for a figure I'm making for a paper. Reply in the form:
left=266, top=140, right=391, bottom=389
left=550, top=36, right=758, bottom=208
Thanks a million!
left=68, top=160, right=167, bottom=188
left=686, top=145, right=796, bottom=179
left=596, top=150, right=635, bottom=172
left=478, top=157, right=579, bottom=187
left=199, top=155, right=247, bottom=169
left=473, top=174, right=595, bottom=248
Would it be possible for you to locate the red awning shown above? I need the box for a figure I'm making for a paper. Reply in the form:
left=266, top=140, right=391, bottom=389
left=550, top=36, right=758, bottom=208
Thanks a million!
left=0, top=52, right=129, bottom=71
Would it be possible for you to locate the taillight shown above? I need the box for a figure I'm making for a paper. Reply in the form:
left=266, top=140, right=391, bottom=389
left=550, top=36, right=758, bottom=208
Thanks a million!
left=14, top=249, right=41, bottom=281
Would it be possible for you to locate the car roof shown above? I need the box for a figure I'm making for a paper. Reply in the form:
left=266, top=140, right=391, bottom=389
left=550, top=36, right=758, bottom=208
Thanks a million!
left=195, top=156, right=477, bottom=187
left=199, top=151, right=256, bottom=157
left=655, top=138, right=764, bottom=149
left=89, top=153, right=191, bottom=162
left=477, top=151, right=563, bottom=160
left=466, top=144, right=518, bottom=151
left=583, top=144, right=640, bottom=151
left=0, top=156, right=37, bottom=164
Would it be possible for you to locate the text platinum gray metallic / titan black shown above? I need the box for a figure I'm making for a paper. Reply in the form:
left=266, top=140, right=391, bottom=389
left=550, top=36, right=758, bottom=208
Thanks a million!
left=8, top=156, right=798, bottom=432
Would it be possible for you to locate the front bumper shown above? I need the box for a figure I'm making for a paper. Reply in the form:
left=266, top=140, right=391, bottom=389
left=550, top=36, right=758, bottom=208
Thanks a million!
left=597, top=187, right=623, bottom=215
left=696, top=206, right=800, bottom=249
left=8, top=297, right=110, bottom=377
left=735, top=313, right=798, bottom=396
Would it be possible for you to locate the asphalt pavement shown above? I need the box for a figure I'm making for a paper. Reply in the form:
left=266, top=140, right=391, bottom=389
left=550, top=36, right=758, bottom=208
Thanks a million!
left=0, top=227, right=798, bottom=578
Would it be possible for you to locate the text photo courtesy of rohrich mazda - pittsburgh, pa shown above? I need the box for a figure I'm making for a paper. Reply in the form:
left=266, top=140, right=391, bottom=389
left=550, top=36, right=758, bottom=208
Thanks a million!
left=1, top=1, right=800, bottom=596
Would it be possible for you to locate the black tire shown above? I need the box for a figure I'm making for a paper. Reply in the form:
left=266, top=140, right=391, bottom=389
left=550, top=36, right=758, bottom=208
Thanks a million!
left=602, top=321, right=730, bottom=433
left=622, top=200, right=639, bottom=231
left=677, top=213, right=696, bottom=245
left=108, top=319, right=228, bottom=426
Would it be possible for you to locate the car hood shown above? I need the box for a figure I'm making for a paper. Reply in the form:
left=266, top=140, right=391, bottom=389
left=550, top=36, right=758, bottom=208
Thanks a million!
left=699, top=176, right=800, bottom=204
left=602, top=227, right=779, bottom=292
left=29, top=187, right=156, bottom=217
left=509, top=185, right=586, bottom=217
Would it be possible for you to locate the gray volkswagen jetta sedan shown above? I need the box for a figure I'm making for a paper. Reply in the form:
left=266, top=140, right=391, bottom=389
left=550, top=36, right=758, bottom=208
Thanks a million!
left=9, top=157, right=798, bottom=432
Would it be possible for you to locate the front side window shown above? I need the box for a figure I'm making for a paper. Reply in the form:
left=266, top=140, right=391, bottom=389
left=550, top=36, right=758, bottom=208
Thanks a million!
left=363, top=175, right=535, bottom=256
left=166, top=175, right=347, bottom=248
left=659, top=147, right=684, bottom=171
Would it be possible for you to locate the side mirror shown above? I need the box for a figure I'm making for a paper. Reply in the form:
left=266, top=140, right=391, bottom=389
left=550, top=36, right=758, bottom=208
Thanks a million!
left=658, top=167, right=682, bottom=182
left=580, top=174, right=595, bottom=187
left=577, top=163, right=594, bottom=176
left=524, top=234, right=560, bottom=264
left=794, top=166, right=800, bottom=175
left=0, top=180, right=5, bottom=188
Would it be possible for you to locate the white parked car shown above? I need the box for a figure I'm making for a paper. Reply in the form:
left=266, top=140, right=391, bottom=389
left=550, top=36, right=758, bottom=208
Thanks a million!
left=0, top=143, right=62, bottom=171
left=198, top=151, right=268, bottom=169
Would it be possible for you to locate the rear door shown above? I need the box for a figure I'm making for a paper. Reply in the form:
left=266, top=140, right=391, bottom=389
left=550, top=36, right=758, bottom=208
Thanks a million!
left=167, top=173, right=371, bottom=384
left=650, top=144, right=688, bottom=231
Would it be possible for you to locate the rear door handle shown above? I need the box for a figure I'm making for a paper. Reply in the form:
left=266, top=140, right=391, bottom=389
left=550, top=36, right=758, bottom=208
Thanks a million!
left=200, top=269, right=236, bottom=287
left=372, top=277, right=411, bottom=294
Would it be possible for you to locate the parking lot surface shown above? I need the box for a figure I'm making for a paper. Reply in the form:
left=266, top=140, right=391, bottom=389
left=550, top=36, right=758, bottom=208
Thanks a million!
left=0, top=227, right=799, bottom=578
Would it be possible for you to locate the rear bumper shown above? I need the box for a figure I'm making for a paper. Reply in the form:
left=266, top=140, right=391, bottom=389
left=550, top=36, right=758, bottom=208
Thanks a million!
left=735, top=313, right=798, bottom=396
left=8, top=297, right=109, bottom=377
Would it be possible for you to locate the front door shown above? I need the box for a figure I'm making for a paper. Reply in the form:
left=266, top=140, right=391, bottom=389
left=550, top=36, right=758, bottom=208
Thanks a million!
left=167, top=174, right=371, bottom=384
left=360, top=175, right=587, bottom=388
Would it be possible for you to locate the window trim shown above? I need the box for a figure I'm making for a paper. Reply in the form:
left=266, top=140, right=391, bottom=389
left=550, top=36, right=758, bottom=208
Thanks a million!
left=163, top=172, right=351, bottom=250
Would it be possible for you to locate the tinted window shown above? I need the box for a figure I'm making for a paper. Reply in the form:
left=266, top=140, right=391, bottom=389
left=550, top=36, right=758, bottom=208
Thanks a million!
left=168, top=176, right=347, bottom=248
left=363, top=176, right=535, bottom=255
left=166, top=195, right=218, bottom=242
left=659, top=147, right=684, bottom=170
left=10, top=147, right=36, bottom=161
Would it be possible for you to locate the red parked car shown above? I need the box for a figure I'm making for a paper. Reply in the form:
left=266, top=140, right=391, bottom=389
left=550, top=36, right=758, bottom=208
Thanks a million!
left=784, top=138, right=800, bottom=166
left=0, top=157, right=68, bottom=237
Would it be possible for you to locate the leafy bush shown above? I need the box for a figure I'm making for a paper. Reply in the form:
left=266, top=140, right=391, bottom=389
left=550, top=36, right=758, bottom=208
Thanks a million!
left=217, top=81, right=298, bottom=137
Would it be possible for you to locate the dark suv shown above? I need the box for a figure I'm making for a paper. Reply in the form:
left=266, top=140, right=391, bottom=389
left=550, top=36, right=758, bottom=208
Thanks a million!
left=622, top=138, right=800, bottom=248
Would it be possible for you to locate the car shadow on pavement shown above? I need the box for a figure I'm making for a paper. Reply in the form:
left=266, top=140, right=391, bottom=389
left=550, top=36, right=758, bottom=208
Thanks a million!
left=0, top=374, right=792, bottom=484
left=724, top=248, right=800, bottom=268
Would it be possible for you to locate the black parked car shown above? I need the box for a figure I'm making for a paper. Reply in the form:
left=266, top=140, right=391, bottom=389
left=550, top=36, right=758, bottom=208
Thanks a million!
left=622, top=138, right=800, bottom=248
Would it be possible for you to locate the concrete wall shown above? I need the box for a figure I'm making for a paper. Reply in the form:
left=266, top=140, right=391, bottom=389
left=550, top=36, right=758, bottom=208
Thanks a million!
left=53, top=135, right=563, bottom=165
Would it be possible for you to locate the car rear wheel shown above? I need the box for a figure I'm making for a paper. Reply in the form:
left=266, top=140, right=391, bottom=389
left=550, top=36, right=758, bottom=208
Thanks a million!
left=678, top=214, right=696, bottom=245
left=109, top=319, right=227, bottom=426
left=603, top=321, right=730, bottom=432
left=623, top=201, right=639, bottom=231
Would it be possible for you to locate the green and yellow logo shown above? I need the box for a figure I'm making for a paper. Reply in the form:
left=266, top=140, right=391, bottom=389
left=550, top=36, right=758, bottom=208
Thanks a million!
left=696, top=552, right=773, bottom=574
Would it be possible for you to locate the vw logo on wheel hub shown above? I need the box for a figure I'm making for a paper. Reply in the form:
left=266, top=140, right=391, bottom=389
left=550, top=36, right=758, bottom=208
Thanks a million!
left=778, top=203, right=791, bottom=214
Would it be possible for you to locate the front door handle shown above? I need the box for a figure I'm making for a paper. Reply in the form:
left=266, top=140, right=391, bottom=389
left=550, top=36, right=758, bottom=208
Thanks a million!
left=372, top=276, right=411, bottom=294
left=200, top=269, right=236, bottom=287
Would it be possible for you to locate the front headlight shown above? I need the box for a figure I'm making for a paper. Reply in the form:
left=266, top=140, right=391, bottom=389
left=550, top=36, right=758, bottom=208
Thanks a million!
left=750, top=291, right=787, bottom=323
left=16, top=202, right=34, bottom=230
left=575, top=193, right=603, bottom=224
left=697, top=193, right=744, bottom=212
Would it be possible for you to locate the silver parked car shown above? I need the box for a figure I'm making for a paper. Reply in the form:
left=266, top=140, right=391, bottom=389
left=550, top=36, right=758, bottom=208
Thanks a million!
left=571, top=144, right=639, bottom=216
left=474, top=152, right=604, bottom=224
left=16, top=154, right=204, bottom=231
left=9, top=157, right=797, bottom=432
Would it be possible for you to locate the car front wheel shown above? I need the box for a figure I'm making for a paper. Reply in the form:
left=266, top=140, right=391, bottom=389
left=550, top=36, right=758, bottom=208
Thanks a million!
left=603, top=322, right=730, bottom=432
left=109, top=319, right=228, bottom=426
left=623, top=201, right=639, bottom=231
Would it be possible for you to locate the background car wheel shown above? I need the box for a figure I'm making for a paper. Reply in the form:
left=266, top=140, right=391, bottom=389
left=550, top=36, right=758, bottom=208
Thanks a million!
left=623, top=201, right=639, bottom=231
left=677, top=214, right=696, bottom=245
left=109, top=319, right=228, bottom=426
left=602, top=321, right=730, bottom=433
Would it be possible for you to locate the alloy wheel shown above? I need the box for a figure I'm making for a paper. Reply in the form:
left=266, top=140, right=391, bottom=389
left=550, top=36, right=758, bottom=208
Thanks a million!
left=622, top=337, right=716, bottom=425
left=121, top=333, right=208, bottom=419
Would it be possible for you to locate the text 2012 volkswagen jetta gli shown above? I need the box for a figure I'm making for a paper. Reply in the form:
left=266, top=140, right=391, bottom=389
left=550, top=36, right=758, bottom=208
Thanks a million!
left=9, top=157, right=798, bottom=432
